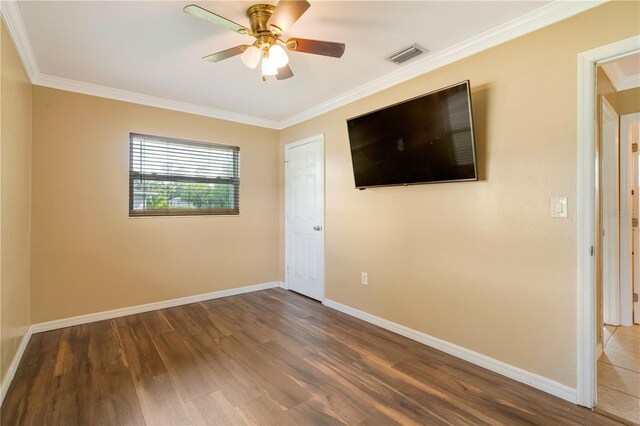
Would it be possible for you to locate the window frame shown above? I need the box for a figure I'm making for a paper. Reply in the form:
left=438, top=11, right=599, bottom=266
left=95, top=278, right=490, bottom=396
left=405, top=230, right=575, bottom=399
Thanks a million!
left=128, top=133, right=240, bottom=217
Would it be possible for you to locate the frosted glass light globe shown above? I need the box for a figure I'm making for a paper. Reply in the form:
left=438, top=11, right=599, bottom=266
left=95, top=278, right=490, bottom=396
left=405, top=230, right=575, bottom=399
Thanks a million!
left=241, top=45, right=261, bottom=69
left=268, top=44, right=289, bottom=68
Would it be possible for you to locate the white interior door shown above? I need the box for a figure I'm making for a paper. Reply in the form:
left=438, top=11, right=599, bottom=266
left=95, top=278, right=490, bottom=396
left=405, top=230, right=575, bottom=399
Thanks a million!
left=285, top=136, right=324, bottom=301
left=628, top=114, right=640, bottom=325
left=621, top=113, right=640, bottom=326
left=601, top=97, right=620, bottom=326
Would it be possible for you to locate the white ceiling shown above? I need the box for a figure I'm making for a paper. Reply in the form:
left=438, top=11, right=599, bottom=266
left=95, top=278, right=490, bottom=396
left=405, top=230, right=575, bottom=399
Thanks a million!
left=7, top=1, right=599, bottom=127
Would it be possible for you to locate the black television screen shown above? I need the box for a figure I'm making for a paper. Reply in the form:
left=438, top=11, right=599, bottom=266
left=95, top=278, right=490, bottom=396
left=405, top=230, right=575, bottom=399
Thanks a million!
left=346, top=81, right=477, bottom=188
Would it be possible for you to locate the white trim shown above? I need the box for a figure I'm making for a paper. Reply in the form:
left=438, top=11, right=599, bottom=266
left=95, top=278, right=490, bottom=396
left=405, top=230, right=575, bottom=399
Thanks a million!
left=278, top=281, right=289, bottom=290
left=0, top=2, right=279, bottom=129
left=2, top=0, right=603, bottom=130
left=619, top=113, right=640, bottom=327
left=0, top=281, right=280, bottom=405
left=0, top=326, right=33, bottom=406
left=0, top=1, right=39, bottom=82
left=602, top=61, right=640, bottom=91
left=33, top=74, right=281, bottom=130
left=277, top=0, right=604, bottom=128
left=31, top=281, right=280, bottom=333
left=577, top=35, right=640, bottom=409
left=323, top=299, right=577, bottom=404
left=284, top=134, right=325, bottom=302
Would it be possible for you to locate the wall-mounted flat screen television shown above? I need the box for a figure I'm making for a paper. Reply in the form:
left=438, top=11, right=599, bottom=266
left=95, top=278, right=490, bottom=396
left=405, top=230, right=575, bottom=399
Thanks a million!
left=346, top=80, right=477, bottom=189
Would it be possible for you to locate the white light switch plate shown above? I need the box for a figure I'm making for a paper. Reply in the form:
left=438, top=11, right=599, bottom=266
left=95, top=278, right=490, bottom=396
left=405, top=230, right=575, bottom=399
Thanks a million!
left=551, top=197, right=568, bottom=218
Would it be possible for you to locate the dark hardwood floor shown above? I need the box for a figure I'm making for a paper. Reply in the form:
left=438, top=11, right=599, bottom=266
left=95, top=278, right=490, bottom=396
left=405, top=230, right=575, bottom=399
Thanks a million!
left=1, top=288, right=619, bottom=425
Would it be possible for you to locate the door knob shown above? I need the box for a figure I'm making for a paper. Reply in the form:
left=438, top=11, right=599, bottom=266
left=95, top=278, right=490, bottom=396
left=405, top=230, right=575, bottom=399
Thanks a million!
left=313, top=225, right=322, bottom=231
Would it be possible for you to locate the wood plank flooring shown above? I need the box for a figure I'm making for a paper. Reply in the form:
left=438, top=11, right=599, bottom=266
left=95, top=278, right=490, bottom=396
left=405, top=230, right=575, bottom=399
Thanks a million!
left=1, top=288, right=620, bottom=425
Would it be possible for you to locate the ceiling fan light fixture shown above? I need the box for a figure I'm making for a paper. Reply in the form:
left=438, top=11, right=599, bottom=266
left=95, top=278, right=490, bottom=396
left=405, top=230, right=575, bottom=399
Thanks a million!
left=269, top=44, right=289, bottom=68
left=185, top=1, right=344, bottom=81
left=241, top=45, right=261, bottom=69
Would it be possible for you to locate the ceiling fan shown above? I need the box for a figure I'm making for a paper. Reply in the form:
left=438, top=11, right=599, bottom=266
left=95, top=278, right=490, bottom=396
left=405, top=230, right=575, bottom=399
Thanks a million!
left=184, top=1, right=345, bottom=81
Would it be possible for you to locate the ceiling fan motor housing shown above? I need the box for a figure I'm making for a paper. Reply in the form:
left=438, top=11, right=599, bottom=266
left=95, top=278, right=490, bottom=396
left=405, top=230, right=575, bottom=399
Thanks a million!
left=247, top=4, right=278, bottom=36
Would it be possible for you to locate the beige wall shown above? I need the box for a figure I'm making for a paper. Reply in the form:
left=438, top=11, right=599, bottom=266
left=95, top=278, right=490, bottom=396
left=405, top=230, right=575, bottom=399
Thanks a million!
left=278, top=1, right=640, bottom=388
left=615, top=87, right=640, bottom=115
left=31, top=87, right=279, bottom=322
left=1, top=22, right=32, bottom=382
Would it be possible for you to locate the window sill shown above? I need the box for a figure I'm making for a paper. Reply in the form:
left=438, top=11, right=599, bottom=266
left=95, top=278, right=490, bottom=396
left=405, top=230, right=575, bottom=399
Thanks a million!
left=129, top=208, right=239, bottom=217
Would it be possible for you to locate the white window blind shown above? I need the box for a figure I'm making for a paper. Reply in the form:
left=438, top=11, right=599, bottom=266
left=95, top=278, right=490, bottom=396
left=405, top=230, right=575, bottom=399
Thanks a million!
left=129, top=133, right=239, bottom=216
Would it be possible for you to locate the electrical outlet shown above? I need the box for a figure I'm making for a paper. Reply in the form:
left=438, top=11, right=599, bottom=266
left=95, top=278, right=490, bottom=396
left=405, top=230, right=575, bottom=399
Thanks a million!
left=361, top=272, right=368, bottom=285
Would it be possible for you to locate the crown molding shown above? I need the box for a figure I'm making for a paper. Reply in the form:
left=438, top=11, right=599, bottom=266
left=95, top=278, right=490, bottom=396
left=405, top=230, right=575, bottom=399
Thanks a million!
left=278, top=0, right=606, bottom=128
left=1, top=1, right=39, bottom=82
left=1, top=1, right=280, bottom=129
left=602, top=61, right=640, bottom=91
left=3, top=0, right=605, bottom=130
left=34, top=73, right=281, bottom=129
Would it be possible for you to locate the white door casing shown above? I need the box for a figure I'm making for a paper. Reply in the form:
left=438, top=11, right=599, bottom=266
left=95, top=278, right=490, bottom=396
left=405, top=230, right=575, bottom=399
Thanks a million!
left=620, top=113, right=640, bottom=326
left=577, top=35, right=640, bottom=408
left=285, top=135, right=325, bottom=301
left=602, top=97, right=620, bottom=326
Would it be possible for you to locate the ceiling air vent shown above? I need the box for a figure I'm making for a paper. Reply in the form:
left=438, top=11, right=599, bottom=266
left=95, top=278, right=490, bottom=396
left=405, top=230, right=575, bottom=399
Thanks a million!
left=387, top=44, right=426, bottom=65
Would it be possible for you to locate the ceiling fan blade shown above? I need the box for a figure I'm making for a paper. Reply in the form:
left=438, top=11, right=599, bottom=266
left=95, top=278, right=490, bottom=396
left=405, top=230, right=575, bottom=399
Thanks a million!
left=184, top=4, right=250, bottom=35
left=276, top=64, right=294, bottom=80
left=267, top=0, right=310, bottom=33
left=202, top=45, right=249, bottom=63
left=286, top=38, right=345, bottom=58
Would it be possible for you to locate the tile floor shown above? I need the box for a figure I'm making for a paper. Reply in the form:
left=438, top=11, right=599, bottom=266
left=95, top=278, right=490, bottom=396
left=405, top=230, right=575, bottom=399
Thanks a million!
left=597, top=324, right=640, bottom=425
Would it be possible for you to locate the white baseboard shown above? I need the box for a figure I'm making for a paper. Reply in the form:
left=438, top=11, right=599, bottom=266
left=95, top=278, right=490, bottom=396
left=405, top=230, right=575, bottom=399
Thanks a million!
left=1, top=325, right=33, bottom=406
left=323, top=298, right=577, bottom=404
left=4, top=286, right=577, bottom=408
left=31, top=281, right=281, bottom=333
left=279, top=281, right=289, bottom=290
left=1, top=281, right=280, bottom=405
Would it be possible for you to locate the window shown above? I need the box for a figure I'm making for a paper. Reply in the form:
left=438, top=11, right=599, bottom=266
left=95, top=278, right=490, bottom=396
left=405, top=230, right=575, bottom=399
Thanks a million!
left=129, top=133, right=239, bottom=216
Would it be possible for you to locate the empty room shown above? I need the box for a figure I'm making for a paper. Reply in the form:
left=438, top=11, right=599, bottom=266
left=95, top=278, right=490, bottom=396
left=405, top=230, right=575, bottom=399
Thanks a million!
left=1, top=1, right=639, bottom=425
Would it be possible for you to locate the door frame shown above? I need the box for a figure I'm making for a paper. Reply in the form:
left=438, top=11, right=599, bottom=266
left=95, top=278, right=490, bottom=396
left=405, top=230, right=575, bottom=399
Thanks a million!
left=284, top=134, right=325, bottom=301
left=601, top=96, right=620, bottom=326
left=577, top=35, right=640, bottom=408
left=620, top=112, right=640, bottom=326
